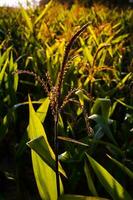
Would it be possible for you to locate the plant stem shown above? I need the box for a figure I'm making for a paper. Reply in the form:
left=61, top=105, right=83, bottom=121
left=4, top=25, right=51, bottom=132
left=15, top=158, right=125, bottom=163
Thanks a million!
left=54, top=113, right=60, bottom=197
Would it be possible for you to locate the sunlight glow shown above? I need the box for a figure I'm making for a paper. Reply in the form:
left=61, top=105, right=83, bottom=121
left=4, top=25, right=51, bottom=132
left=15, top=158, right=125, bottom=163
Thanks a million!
left=0, top=0, right=40, bottom=7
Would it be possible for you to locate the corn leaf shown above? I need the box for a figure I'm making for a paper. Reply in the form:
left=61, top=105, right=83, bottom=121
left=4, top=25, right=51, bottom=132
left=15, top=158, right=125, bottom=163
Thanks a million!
left=116, top=73, right=132, bottom=89
left=90, top=98, right=111, bottom=121
left=34, top=0, right=53, bottom=25
left=0, top=58, right=8, bottom=85
left=89, top=114, right=117, bottom=145
left=21, top=7, right=33, bottom=32
left=79, top=37, right=93, bottom=66
left=0, top=47, right=11, bottom=70
left=116, top=99, right=133, bottom=110
left=27, top=136, right=67, bottom=177
left=107, top=155, right=133, bottom=179
left=88, top=26, right=98, bottom=46
left=27, top=96, right=64, bottom=200
left=36, top=97, right=50, bottom=122
left=58, top=194, right=109, bottom=200
left=86, top=153, right=132, bottom=200
left=12, top=62, right=18, bottom=92
left=112, top=34, right=128, bottom=44
left=84, top=161, right=98, bottom=196
left=0, top=100, right=44, bottom=142
left=58, top=136, right=89, bottom=147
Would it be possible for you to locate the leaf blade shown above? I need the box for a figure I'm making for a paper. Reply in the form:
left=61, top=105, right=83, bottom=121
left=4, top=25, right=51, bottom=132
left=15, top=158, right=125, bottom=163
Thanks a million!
left=28, top=96, right=64, bottom=200
left=86, top=153, right=132, bottom=200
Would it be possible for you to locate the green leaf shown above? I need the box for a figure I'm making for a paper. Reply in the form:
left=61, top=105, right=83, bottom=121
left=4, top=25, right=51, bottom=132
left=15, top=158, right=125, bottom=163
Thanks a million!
left=107, top=155, right=133, bottom=179
left=34, top=0, right=53, bottom=25
left=91, top=98, right=111, bottom=121
left=0, top=108, right=15, bottom=142
left=86, top=153, right=132, bottom=200
left=116, top=73, right=132, bottom=89
left=31, top=151, right=63, bottom=200
left=89, top=114, right=117, bottom=145
left=0, top=100, right=43, bottom=142
left=84, top=161, right=98, bottom=196
left=0, top=58, right=8, bottom=85
left=0, top=46, right=11, bottom=70
left=76, top=89, right=84, bottom=107
left=21, top=7, right=33, bottom=32
left=27, top=96, right=64, bottom=200
left=58, top=194, right=109, bottom=200
left=58, top=151, right=72, bottom=162
left=79, top=37, right=93, bottom=66
left=12, top=62, right=18, bottom=92
left=112, top=34, right=128, bottom=44
left=27, top=136, right=67, bottom=178
left=16, top=98, right=49, bottom=158
left=36, top=97, right=50, bottom=122
left=116, top=99, right=133, bottom=110
left=88, top=26, right=98, bottom=46
left=58, top=136, right=89, bottom=147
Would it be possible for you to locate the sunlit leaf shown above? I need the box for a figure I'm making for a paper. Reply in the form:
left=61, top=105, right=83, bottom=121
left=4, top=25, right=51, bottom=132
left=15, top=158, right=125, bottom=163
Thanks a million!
left=86, top=153, right=132, bottom=200
left=107, top=155, right=133, bottom=179
left=34, top=0, right=53, bottom=25
left=27, top=136, right=67, bottom=177
left=27, top=96, right=64, bottom=200
left=79, top=37, right=93, bottom=66
left=58, top=136, right=89, bottom=147
left=0, top=58, right=8, bottom=85
left=116, top=99, right=133, bottom=110
left=90, top=98, right=111, bottom=121
left=36, top=97, right=50, bottom=122
left=21, top=7, right=33, bottom=32
left=112, top=34, right=128, bottom=44
left=58, top=194, right=109, bottom=200
left=84, top=161, right=98, bottom=196
left=88, top=26, right=98, bottom=46
left=116, top=73, right=132, bottom=89
left=0, top=47, right=11, bottom=70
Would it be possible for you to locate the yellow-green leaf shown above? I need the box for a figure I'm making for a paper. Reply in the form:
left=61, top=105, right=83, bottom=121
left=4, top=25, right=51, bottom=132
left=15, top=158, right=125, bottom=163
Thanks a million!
left=107, top=155, right=133, bottom=179
left=0, top=58, right=8, bottom=85
left=36, top=97, right=50, bottom=122
left=58, top=194, right=109, bottom=200
left=27, top=136, right=67, bottom=178
left=21, top=7, right=33, bottom=32
left=84, top=161, right=98, bottom=196
left=88, top=26, right=98, bottom=46
left=79, top=37, right=93, bottom=66
left=86, top=153, right=132, bottom=200
left=34, top=0, right=53, bottom=25
left=28, top=96, right=64, bottom=200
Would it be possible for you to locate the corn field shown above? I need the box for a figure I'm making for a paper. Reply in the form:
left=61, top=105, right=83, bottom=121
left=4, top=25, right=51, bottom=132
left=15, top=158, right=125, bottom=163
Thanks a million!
left=0, top=1, right=133, bottom=199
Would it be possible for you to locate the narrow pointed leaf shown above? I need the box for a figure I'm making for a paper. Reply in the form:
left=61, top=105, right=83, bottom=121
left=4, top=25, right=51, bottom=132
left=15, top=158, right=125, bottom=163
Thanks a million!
left=34, top=0, right=52, bottom=25
left=36, top=97, right=50, bottom=122
left=27, top=136, right=67, bottom=177
left=88, top=26, right=98, bottom=46
left=86, top=153, right=132, bottom=200
left=21, top=7, right=33, bottom=32
left=107, top=155, right=133, bottom=179
left=89, top=114, right=117, bottom=145
left=90, top=98, right=111, bottom=121
left=28, top=96, right=64, bottom=199
left=58, top=194, right=109, bottom=200
left=116, top=99, right=133, bottom=110
left=84, top=161, right=98, bottom=196
left=0, top=58, right=8, bottom=84
left=58, top=136, right=89, bottom=147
